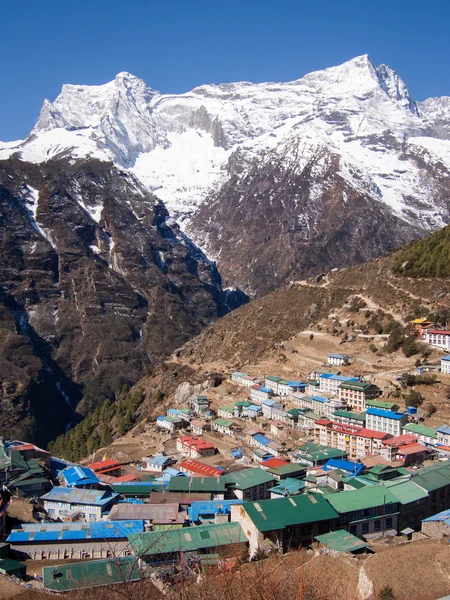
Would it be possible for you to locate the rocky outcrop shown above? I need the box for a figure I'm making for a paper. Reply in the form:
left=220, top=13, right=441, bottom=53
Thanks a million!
left=0, top=156, right=246, bottom=444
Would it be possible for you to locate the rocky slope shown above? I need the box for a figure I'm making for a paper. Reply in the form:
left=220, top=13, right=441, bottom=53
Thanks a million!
left=2, top=55, right=450, bottom=295
left=0, top=156, right=244, bottom=444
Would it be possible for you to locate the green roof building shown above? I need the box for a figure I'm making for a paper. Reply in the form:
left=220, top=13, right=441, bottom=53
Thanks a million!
left=295, top=443, right=348, bottom=466
left=366, top=399, right=399, bottom=411
left=129, top=522, right=247, bottom=563
left=222, top=468, right=276, bottom=500
left=167, top=476, right=227, bottom=498
left=402, top=423, right=438, bottom=441
left=42, top=557, right=142, bottom=592
left=232, top=493, right=338, bottom=556
left=325, top=486, right=399, bottom=539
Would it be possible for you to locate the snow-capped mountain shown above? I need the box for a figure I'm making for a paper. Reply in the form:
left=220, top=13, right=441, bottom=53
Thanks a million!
left=2, top=54, right=450, bottom=295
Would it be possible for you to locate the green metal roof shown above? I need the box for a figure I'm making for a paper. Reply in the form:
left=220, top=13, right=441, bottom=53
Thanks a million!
left=167, top=476, right=227, bottom=493
left=278, top=379, right=289, bottom=385
left=382, top=480, right=428, bottom=505
left=128, top=522, right=246, bottom=556
left=265, top=376, right=281, bottom=382
left=338, top=381, right=374, bottom=391
left=213, top=418, right=233, bottom=427
left=42, top=557, right=141, bottom=592
left=242, top=494, right=339, bottom=532
left=223, top=467, right=276, bottom=490
left=343, top=476, right=374, bottom=489
left=218, top=406, right=234, bottom=414
left=296, top=443, right=348, bottom=462
left=0, top=559, right=26, bottom=576
left=402, top=423, right=438, bottom=439
left=235, top=401, right=252, bottom=407
left=366, top=399, right=398, bottom=410
left=266, top=464, right=307, bottom=478
left=270, top=478, right=305, bottom=496
left=412, top=463, right=450, bottom=492
left=332, top=410, right=366, bottom=422
left=325, top=486, right=398, bottom=513
left=315, top=529, right=369, bottom=553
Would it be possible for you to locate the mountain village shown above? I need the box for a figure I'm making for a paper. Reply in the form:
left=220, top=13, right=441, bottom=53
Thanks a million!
left=2, top=320, right=450, bottom=596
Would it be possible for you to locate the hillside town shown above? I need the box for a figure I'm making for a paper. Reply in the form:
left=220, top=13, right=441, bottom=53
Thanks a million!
left=2, top=323, right=450, bottom=596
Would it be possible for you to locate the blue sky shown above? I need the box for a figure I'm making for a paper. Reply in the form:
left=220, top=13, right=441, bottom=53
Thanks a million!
left=2, top=0, right=450, bottom=140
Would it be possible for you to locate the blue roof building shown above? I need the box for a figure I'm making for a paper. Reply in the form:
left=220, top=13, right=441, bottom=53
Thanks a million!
left=188, top=500, right=245, bottom=522
left=365, top=408, right=406, bottom=419
left=7, top=520, right=144, bottom=544
left=61, top=466, right=99, bottom=488
left=41, top=487, right=119, bottom=521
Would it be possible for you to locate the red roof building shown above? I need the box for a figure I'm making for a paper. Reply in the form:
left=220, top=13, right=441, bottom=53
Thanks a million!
left=314, top=419, right=393, bottom=460
left=179, top=459, right=224, bottom=477
left=176, top=435, right=216, bottom=458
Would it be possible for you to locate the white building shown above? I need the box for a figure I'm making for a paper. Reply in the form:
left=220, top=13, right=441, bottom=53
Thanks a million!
left=327, top=354, right=351, bottom=366
left=425, top=330, right=450, bottom=352
left=441, top=356, right=450, bottom=374
left=41, top=487, right=119, bottom=521
left=319, top=374, right=359, bottom=396
left=365, top=408, right=407, bottom=437
left=232, top=372, right=248, bottom=385
left=264, top=376, right=281, bottom=394
left=338, top=381, right=381, bottom=412
left=251, top=386, right=273, bottom=405
left=437, top=425, right=450, bottom=446
left=277, top=380, right=291, bottom=396
left=156, top=415, right=183, bottom=433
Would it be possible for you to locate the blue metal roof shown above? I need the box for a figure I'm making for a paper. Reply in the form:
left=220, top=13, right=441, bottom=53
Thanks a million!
left=261, top=398, right=279, bottom=406
left=288, top=381, right=305, bottom=387
left=422, top=508, right=450, bottom=523
left=167, top=409, right=182, bottom=415
left=146, top=455, right=172, bottom=466
left=188, top=500, right=245, bottom=521
left=41, top=487, right=118, bottom=506
left=366, top=408, right=406, bottom=420
left=247, top=404, right=261, bottom=411
left=312, top=395, right=328, bottom=403
left=442, top=356, right=450, bottom=361
left=7, top=520, right=144, bottom=543
left=437, top=425, right=450, bottom=434
left=258, top=387, right=273, bottom=393
left=323, top=459, right=364, bottom=476
left=328, top=354, right=349, bottom=359
left=253, top=434, right=271, bottom=446
left=320, top=374, right=358, bottom=382
left=61, top=466, right=99, bottom=487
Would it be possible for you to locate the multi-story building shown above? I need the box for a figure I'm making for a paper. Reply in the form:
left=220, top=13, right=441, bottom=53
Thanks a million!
left=365, top=408, right=408, bottom=437
left=327, top=354, right=351, bottom=366
left=250, top=385, right=273, bottom=404
left=264, top=376, right=281, bottom=394
left=319, top=374, right=358, bottom=395
left=41, top=487, right=119, bottom=521
left=402, top=423, right=438, bottom=446
left=338, top=381, right=381, bottom=412
left=232, top=372, right=248, bottom=385
left=176, top=435, right=216, bottom=458
left=425, top=330, right=450, bottom=352
left=437, top=425, right=450, bottom=446
left=314, top=419, right=392, bottom=460
left=441, top=356, right=450, bottom=375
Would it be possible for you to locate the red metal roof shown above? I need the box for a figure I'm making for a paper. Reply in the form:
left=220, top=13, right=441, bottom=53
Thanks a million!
left=384, top=434, right=418, bottom=446
left=356, top=428, right=391, bottom=440
left=88, top=459, right=121, bottom=472
left=397, top=443, right=430, bottom=456
left=262, top=457, right=290, bottom=468
left=179, top=459, right=223, bottom=477
left=177, top=435, right=215, bottom=451
left=427, top=330, right=450, bottom=335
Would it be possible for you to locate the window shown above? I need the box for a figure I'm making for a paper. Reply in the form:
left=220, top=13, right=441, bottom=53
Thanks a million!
left=362, top=523, right=369, bottom=535
left=374, top=520, right=381, bottom=532
left=386, top=517, right=392, bottom=529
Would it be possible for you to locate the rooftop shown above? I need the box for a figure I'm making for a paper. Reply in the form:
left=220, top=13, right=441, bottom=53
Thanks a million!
left=325, top=486, right=398, bottom=513
left=223, top=467, right=276, bottom=490
left=41, top=487, right=118, bottom=506
left=366, top=408, right=407, bottom=420
left=338, top=381, right=376, bottom=391
left=382, top=480, right=428, bottom=505
left=402, top=423, right=438, bottom=439
left=179, top=459, right=224, bottom=477
left=128, top=521, right=246, bottom=555
left=315, top=529, right=369, bottom=553
left=108, top=503, right=185, bottom=524
left=242, top=494, right=339, bottom=532
left=167, top=476, right=227, bottom=493
left=7, top=520, right=143, bottom=543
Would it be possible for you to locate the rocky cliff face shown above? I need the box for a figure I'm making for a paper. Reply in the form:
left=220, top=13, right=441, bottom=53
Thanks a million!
left=0, top=156, right=245, bottom=444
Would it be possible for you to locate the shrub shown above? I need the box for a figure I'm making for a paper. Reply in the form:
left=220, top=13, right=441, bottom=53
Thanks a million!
left=404, top=389, right=424, bottom=408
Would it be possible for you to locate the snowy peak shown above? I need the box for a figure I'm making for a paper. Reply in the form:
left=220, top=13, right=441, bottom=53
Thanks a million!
left=376, top=63, right=418, bottom=114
